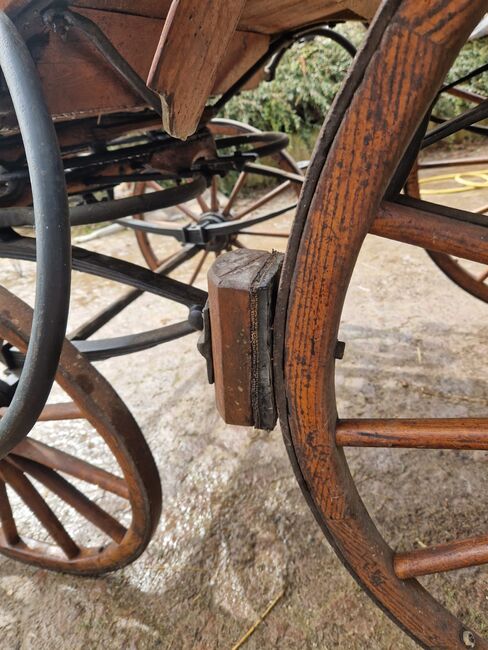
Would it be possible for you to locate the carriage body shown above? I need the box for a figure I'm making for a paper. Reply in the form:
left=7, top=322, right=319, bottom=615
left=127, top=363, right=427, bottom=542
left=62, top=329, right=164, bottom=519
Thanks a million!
left=0, top=2, right=487, bottom=649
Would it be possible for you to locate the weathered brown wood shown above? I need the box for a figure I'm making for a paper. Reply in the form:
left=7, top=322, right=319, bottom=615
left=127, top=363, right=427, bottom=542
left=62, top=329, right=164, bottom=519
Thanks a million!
left=208, top=250, right=261, bottom=426
left=428, top=250, right=488, bottom=303
left=0, top=460, right=80, bottom=559
left=395, top=535, right=488, bottom=579
left=447, top=86, right=485, bottom=105
left=274, top=1, right=488, bottom=648
left=208, top=249, right=282, bottom=428
left=239, top=0, right=376, bottom=32
left=420, top=155, right=488, bottom=169
left=0, top=479, right=19, bottom=545
left=13, top=438, right=129, bottom=500
left=372, top=199, right=488, bottom=265
left=0, top=286, right=162, bottom=573
left=19, top=7, right=269, bottom=125
left=336, top=418, right=488, bottom=449
left=147, top=0, right=246, bottom=139
left=9, top=455, right=127, bottom=543
left=66, top=0, right=377, bottom=30
left=0, top=402, right=83, bottom=422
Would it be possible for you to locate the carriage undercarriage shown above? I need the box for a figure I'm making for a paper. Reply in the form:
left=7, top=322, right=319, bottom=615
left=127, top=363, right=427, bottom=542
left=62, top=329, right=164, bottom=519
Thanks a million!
left=0, top=0, right=487, bottom=647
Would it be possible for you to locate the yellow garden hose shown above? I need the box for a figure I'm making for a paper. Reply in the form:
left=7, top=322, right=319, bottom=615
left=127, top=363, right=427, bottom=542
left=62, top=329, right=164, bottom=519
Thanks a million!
left=420, top=169, right=488, bottom=194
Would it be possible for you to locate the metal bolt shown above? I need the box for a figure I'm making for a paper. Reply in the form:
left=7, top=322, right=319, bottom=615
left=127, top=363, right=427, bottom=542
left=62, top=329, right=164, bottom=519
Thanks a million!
left=335, top=340, right=346, bottom=360
left=462, top=630, right=476, bottom=648
left=188, top=305, right=204, bottom=331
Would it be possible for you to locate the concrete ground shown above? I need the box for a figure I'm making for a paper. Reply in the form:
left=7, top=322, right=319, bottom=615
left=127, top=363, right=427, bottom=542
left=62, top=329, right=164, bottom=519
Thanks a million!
left=0, top=153, right=487, bottom=649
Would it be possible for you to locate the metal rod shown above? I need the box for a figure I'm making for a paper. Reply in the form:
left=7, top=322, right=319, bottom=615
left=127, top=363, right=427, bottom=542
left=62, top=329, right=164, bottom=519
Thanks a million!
left=48, top=9, right=162, bottom=115
left=0, top=235, right=207, bottom=308
left=74, top=321, right=195, bottom=361
left=0, top=176, right=206, bottom=228
left=422, top=100, right=488, bottom=148
left=68, top=245, right=200, bottom=340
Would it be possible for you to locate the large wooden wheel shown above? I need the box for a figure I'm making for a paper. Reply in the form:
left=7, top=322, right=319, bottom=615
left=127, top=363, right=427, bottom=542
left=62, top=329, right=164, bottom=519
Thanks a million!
left=0, top=287, right=162, bottom=574
left=275, top=1, right=488, bottom=648
left=133, top=118, right=301, bottom=283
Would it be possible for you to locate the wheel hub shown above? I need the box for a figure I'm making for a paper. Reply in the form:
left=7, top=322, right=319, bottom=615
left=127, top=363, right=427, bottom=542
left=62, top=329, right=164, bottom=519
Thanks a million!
left=197, top=211, right=236, bottom=252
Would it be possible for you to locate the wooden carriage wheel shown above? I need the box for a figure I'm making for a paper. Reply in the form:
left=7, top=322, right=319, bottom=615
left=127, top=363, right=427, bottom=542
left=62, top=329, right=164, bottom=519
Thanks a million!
left=406, top=141, right=488, bottom=305
left=133, top=118, right=301, bottom=282
left=275, top=1, right=488, bottom=648
left=0, top=287, right=161, bottom=574
left=427, top=249, right=488, bottom=303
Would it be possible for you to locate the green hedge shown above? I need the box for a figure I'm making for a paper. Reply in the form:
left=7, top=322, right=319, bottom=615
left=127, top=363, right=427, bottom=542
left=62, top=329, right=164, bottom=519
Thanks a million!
left=220, top=24, right=488, bottom=149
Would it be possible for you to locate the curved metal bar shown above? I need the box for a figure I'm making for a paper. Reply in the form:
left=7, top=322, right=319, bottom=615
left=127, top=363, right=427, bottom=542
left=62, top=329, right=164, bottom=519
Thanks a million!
left=44, top=8, right=162, bottom=115
left=0, top=177, right=206, bottom=228
left=5, top=321, right=195, bottom=366
left=0, top=13, right=70, bottom=458
left=242, top=162, right=304, bottom=184
left=212, top=24, right=356, bottom=115
left=68, top=245, right=200, bottom=341
left=215, top=132, right=289, bottom=159
left=121, top=202, right=298, bottom=240
left=264, top=26, right=357, bottom=81
left=73, top=321, right=195, bottom=361
left=0, top=234, right=207, bottom=308
left=422, top=100, right=488, bottom=148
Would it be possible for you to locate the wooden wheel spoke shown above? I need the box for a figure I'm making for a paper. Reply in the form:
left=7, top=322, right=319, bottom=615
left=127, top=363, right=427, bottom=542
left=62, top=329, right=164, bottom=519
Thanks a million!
left=477, top=267, right=488, bottom=283
left=420, top=156, right=488, bottom=170
left=336, top=418, right=488, bottom=450
left=210, top=175, right=220, bottom=211
left=0, top=479, right=19, bottom=545
left=232, top=181, right=291, bottom=221
left=372, top=199, right=488, bottom=265
left=222, top=171, right=247, bottom=216
left=0, top=460, right=79, bottom=559
left=238, top=229, right=289, bottom=238
left=395, top=534, right=488, bottom=579
left=446, top=85, right=486, bottom=104
left=188, top=250, right=208, bottom=286
left=12, top=439, right=129, bottom=500
left=176, top=203, right=199, bottom=222
left=9, top=455, right=126, bottom=544
left=1, top=402, right=83, bottom=422
left=196, top=194, right=210, bottom=213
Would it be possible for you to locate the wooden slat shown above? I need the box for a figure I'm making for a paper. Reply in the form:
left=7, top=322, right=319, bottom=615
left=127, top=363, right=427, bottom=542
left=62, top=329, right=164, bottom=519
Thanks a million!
left=233, top=181, right=292, bottom=220
left=395, top=534, right=488, bottom=579
left=372, top=199, right=488, bottom=265
left=0, top=479, right=19, bottom=545
left=68, top=0, right=377, bottom=31
left=0, top=402, right=83, bottom=422
left=336, top=418, right=488, bottom=450
left=420, top=155, right=488, bottom=169
left=9, top=455, right=127, bottom=543
left=12, top=439, right=129, bottom=500
left=28, top=7, right=269, bottom=124
left=0, top=461, right=79, bottom=559
left=239, top=0, right=377, bottom=33
left=147, top=0, right=246, bottom=139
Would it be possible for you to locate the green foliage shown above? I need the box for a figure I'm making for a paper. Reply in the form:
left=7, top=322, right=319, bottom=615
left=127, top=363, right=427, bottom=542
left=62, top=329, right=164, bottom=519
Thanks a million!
left=220, top=24, right=488, bottom=144
left=221, top=24, right=363, bottom=138
left=434, top=37, right=488, bottom=125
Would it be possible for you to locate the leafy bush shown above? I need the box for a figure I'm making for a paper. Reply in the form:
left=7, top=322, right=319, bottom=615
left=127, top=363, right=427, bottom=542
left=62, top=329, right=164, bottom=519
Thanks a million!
left=221, top=24, right=363, bottom=139
left=220, top=23, right=488, bottom=147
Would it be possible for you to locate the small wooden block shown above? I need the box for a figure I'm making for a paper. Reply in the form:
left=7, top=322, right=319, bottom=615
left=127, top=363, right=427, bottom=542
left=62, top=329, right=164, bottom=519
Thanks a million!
left=207, top=249, right=283, bottom=430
